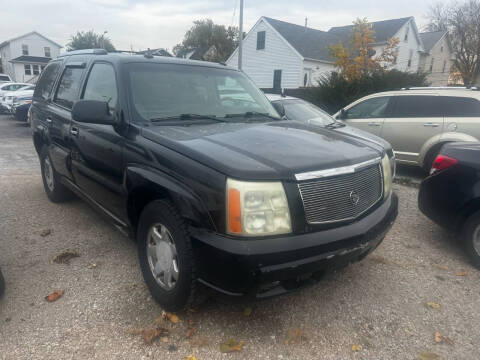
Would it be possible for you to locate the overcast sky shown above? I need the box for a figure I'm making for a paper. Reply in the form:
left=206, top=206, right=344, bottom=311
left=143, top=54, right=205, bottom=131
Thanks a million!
left=0, top=0, right=436, bottom=52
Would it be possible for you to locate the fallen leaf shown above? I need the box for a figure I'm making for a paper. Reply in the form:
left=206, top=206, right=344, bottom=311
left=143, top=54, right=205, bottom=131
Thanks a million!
left=426, top=302, right=441, bottom=309
left=184, top=356, right=197, bottom=360
left=52, top=250, right=79, bottom=264
left=220, top=339, right=244, bottom=353
left=351, top=344, right=362, bottom=352
left=284, top=328, right=306, bottom=345
left=40, top=228, right=52, bottom=237
left=167, top=312, right=179, bottom=324
left=141, top=327, right=168, bottom=344
left=45, top=290, right=64, bottom=302
left=418, top=351, right=440, bottom=360
left=243, top=307, right=252, bottom=316
left=186, top=326, right=198, bottom=339
left=456, top=271, right=467, bottom=276
left=434, top=331, right=454, bottom=345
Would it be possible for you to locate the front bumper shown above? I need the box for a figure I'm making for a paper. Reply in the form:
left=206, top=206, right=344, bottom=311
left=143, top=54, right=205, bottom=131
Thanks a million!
left=191, top=192, right=398, bottom=297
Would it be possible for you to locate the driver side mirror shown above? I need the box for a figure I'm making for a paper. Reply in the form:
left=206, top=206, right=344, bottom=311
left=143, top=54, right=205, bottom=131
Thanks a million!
left=337, top=108, right=347, bottom=120
left=72, top=100, right=116, bottom=125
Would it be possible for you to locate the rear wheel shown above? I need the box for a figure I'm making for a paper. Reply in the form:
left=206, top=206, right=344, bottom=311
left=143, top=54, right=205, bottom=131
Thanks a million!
left=40, top=146, right=73, bottom=203
left=461, top=212, right=480, bottom=269
left=137, top=200, right=199, bottom=312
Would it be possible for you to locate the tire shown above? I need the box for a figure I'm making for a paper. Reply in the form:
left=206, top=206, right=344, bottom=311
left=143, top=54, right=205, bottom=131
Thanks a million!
left=0, top=268, right=5, bottom=298
left=137, top=200, right=198, bottom=312
left=461, top=211, right=480, bottom=269
left=40, top=146, right=73, bottom=203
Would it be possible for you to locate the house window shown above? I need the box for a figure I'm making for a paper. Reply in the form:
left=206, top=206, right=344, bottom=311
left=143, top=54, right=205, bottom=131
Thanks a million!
left=407, top=50, right=413, bottom=67
left=44, top=47, right=51, bottom=58
left=273, top=69, right=282, bottom=90
left=440, top=46, right=444, bottom=52
left=33, top=65, right=40, bottom=75
left=429, top=58, right=434, bottom=73
left=404, top=26, right=409, bottom=42
left=442, top=60, right=447, bottom=73
left=22, top=44, right=29, bottom=55
left=24, top=64, right=32, bottom=75
left=257, top=31, right=266, bottom=50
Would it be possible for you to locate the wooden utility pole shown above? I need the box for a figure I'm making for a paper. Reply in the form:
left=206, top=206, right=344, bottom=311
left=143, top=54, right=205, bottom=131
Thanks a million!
left=238, top=0, right=244, bottom=70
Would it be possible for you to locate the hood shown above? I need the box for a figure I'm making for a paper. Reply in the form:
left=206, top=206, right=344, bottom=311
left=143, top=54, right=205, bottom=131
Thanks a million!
left=334, top=124, right=391, bottom=152
left=141, top=120, right=383, bottom=181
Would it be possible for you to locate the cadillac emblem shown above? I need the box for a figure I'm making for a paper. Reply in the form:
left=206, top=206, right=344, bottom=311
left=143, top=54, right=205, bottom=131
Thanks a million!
left=349, top=190, right=360, bottom=206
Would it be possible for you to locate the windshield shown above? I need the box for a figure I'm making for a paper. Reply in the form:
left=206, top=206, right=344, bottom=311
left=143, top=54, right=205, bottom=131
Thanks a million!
left=279, top=99, right=335, bottom=126
left=0, top=75, right=10, bottom=81
left=128, top=63, right=279, bottom=122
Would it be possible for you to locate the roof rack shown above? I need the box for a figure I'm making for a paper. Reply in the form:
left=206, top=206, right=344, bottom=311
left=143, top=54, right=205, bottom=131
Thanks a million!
left=401, top=86, right=479, bottom=91
left=58, top=48, right=108, bottom=57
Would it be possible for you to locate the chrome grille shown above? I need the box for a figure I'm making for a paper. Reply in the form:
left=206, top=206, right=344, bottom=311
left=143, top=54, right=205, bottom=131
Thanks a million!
left=298, top=164, right=383, bottom=224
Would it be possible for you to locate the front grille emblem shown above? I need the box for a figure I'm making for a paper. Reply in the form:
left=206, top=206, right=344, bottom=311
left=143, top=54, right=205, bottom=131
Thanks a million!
left=350, top=191, right=360, bottom=206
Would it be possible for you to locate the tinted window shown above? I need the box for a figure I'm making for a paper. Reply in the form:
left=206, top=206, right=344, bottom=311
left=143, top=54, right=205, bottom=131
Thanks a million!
left=0, top=75, right=11, bottom=81
left=391, top=96, right=443, bottom=117
left=82, top=63, right=118, bottom=109
left=443, top=96, right=480, bottom=117
left=34, top=62, right=61, bottom=100
left=345, top=97, right=390, bottom=119
left=54, top=67, right=84, bottom=109
left=257, top=31, right=266, bottom=50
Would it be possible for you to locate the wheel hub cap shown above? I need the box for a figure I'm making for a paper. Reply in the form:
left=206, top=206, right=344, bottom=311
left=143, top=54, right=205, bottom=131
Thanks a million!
left=147, top=224, right=178, bottom=291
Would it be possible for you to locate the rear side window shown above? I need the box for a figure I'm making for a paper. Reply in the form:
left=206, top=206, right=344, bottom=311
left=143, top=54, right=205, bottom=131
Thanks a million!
left=391, top=96, right=443, bottom=117
left=82, top=63, right=118, bottom=109
left=54, top=67, right=84, bottom=109
left=443, top=96, right=480, bottom=117
left=34, top=62, right=61, bottom=100
left=345, top=96, right=391, bottom=119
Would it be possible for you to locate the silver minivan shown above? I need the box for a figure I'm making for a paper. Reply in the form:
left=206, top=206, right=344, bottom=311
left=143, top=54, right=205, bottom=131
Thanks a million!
left=335, top=88, right=480, bottom=170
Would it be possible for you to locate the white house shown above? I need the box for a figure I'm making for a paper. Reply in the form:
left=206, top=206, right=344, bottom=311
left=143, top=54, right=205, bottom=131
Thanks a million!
left=227, top=16, right=426, bottom=89
left=0, top=31, right=62, bottom=83
left=418, top=30, right=453, bottom=86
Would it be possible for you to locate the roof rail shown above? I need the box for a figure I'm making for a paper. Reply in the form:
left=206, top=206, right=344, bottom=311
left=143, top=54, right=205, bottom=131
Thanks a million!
left=401, top=86, right=478, bottom=91
left=58, top=48, right=108, bottom=58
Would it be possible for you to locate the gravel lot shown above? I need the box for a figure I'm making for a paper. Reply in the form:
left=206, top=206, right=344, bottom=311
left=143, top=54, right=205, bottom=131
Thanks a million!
left=0, top=114, right=479, bottom=360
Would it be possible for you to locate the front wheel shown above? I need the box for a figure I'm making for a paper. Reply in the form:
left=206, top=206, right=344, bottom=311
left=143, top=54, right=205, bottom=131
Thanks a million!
left=40, top=147, right=73, bottom=203
left=462, top=212, right=480, bottom=269
left=137, top=200, right=199, bottom=312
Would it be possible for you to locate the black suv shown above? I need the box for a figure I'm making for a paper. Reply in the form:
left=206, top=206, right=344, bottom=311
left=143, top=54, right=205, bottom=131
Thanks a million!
left=30, top=49, right=398, bottom=311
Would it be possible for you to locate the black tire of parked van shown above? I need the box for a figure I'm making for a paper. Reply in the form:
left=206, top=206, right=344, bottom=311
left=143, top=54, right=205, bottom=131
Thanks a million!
left=137, top=200, right=199, bottom=312
left=462, top=211, right=480, bottom=269
left=40, top=146, right=73, bottom=203
left=0, top=267, right=5, bottom=298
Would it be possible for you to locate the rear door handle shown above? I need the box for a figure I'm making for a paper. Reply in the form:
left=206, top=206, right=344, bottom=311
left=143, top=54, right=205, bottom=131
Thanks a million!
left=368, top=122, right=381, bottom=127
left=46, top=117, right=52, bottom=123
left=423, top=123, right=439, bottom=127
left=70, top=127, right=79, bottom=136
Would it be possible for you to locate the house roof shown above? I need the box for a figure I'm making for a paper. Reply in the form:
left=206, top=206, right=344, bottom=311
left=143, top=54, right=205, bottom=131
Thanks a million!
left=263, top=17, right=342, bottom=62
left=0, top=31, right=62, bottom=49
left=328, top=17, right=412, bottom=44
left=10, top=55, right=51, bottom=64
left=419, top=30, right=447, bottom=52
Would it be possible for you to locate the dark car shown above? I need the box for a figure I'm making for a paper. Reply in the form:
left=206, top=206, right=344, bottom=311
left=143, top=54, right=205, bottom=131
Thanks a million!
left=30, top=49, right=397, bottom=311
left=13, top=95, right=33, bottom=122
left=419, top=142, right=480, bottom=268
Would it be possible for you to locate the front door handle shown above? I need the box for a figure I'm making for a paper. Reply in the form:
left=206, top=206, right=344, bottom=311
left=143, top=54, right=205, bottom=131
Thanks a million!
left=368, top=122, right=381, bottom=127
left=70, top=127, right=79, bottom=136
left=423, top=123, right=439, bottom=127
left=46, top=117, right=52, bottom=123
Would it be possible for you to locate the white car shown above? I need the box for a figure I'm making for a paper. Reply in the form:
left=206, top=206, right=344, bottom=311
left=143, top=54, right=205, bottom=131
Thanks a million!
left=0, top=73, right=12, bottom=83
left=1, top=86, right=35, bottom=112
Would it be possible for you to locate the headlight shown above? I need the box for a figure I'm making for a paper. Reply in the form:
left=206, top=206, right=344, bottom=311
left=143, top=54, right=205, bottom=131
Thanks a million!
left=226, top=178, right=291, bottom=236
left=381, top=154, right=392, bottom=197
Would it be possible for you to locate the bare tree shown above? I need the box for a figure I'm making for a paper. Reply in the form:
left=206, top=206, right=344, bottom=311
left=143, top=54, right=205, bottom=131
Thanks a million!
left=425, top=0, right=480, bottom=85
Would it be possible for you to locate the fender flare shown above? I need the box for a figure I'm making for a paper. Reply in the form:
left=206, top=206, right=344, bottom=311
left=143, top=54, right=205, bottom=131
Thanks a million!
left=124, top=165, right=216, bottom=232
left=419, top=132, right=478, bottom=167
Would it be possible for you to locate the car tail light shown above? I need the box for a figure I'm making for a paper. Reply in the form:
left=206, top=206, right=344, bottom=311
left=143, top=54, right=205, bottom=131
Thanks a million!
left=430, top=155, right=458, bottom=175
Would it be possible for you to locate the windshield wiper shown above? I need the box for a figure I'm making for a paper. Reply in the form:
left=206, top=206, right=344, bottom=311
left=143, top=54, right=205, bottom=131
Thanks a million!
left=224, top=111, right=281, bottom=121
left=324, top=121, right=346, bottom=129
left=150, top=114, right=228, bottom=123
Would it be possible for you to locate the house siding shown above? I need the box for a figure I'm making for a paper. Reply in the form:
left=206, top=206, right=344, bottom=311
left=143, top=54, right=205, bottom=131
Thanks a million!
left=419, top=36, right=452, bottom=86
left=226, top=19, right=303, bottom=89
left=389, top=20, right=422, bottom=72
